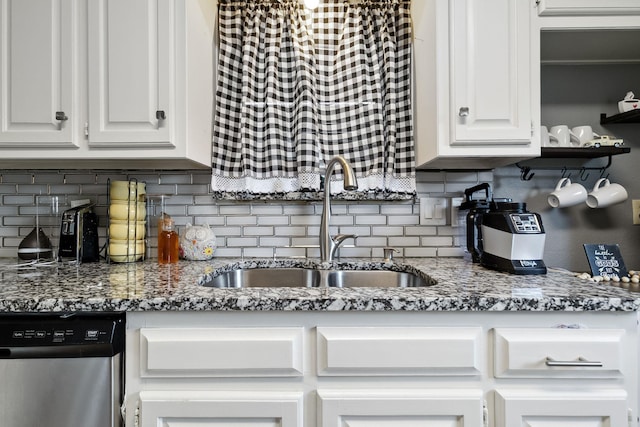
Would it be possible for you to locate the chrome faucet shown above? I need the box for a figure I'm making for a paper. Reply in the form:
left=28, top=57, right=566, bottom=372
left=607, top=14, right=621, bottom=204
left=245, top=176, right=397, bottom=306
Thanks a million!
left=320, top=156, right=358, bottom=262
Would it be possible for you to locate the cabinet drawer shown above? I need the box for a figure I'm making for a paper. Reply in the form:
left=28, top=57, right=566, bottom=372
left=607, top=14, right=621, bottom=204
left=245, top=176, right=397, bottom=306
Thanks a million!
left=140, top=327, right=304, bottom=377
left=494, top=328, right=624, bottom=378
left=317, top=327, right=482, bottom=376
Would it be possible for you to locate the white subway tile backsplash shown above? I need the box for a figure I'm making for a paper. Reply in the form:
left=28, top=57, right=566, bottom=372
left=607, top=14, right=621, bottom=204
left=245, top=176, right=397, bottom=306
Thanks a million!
left=437, top=247, right=465, bottom=257
left=226, top=216, right=257, bottom=226
left=187, top=205, right=217, bottom=215
left=283, top=204, right=316, bottom=215
left=290, top=215, right=319, bottom=226
left=338, top=226, right=371, bottom=236
left=159, top=174, right=193, bottom=184
left=195, top=217, right=225, bottom=226
left=421, top=236, right=454, bottom=247
left=243, top=226, right=274, bottom=236
left=2, top=196, right=35, bottom=205
left=219, top=205, right=252, bottom=215
left=250, top=205, right=284, bottom=215
left=260, top=237, right=290, bottom=247
left=404, top=247, right=438, bottom=257
left=347, top=204, right=380, bottom=214
left=380, top=204, right=414, bottom=215
left=243, top=247, right=275, bottom=258
left=213, top=247, right=242, bottom=257
left=355, top=215, right=386, bottom=225
left=353, top=237, right=387, bottom=247
left=388, top=215, right=420, bottom=226
left=337, top=247, right=372, bottom=258
left=258, top=216, right=290, bottom=226
left=404, top=226, right=437, bottom=236
left=389, top=236, right=420, bottom=247
left=212, top=226, right=243, bottom=236
left=177, top=184, right=210, bottom=195
left=275, top=226, right=307, bottom=236
left=0, top=169, right=493, bottom=259
left=371, top=226, right=404, bottom=236
left=226, top=237, right=258, bottom=247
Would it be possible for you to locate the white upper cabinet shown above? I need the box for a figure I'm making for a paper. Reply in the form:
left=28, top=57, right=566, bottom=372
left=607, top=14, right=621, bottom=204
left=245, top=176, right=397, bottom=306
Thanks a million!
left=87, top=0, right=172, bottom=146
left=0, top=0, right=76, bottom=148
left=0, top=0, right=214, bottom=169
left=413, top=0, right=540, bottom=170
left=537, top=0, right=640, bottom=16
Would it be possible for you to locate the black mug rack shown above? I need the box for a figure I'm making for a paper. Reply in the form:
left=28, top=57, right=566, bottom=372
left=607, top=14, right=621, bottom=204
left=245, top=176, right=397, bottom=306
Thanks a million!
left=515, top=146, right=630, bottom=181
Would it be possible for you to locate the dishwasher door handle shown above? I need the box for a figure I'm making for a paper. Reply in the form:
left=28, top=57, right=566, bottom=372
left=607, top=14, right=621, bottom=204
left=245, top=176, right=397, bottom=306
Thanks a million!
left=0, top=343, right=119, bottom=359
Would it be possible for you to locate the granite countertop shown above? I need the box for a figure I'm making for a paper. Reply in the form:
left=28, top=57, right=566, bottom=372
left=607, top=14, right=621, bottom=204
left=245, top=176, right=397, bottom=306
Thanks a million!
left=0, top=257, right=638, bottom=312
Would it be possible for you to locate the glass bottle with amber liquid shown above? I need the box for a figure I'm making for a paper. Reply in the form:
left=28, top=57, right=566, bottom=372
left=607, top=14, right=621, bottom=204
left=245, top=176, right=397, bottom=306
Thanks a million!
left=158, top=214, right=179, bottom=264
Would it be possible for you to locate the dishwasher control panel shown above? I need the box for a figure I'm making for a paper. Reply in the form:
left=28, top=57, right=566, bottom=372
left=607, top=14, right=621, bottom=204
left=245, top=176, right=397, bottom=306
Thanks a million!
left=6, top=324, right=110, bottom=345
left=0, top=313, right=125, bottom=357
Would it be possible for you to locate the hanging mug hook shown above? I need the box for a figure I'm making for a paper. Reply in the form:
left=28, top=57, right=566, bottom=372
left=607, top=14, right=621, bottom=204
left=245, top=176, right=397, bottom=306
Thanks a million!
left=599, top=168, right=609, bottom=180
left=520, top=166, right=534, bottom=181
left=579, top=167, right=589, bottom=181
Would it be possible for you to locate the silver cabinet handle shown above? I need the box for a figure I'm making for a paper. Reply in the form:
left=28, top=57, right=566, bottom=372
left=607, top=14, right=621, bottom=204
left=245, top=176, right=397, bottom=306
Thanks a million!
left=545, top=357, right=603, bottom=367
left=55, top=111, right=68, bottom=121
left=156, top=110, right=166, bottom=120
left=458, top=107, right=469, bottom=117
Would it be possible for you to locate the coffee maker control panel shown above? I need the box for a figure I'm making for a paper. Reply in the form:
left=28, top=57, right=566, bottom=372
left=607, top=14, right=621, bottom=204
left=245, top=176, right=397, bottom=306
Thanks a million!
left=509, top=213, right=542, bottom=233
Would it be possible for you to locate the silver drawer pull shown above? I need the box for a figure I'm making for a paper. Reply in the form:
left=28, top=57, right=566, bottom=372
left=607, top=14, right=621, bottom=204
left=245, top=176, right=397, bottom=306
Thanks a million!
left=545, top=357, right=603, bottom=367
left=458, top=107, right=469, bottom=117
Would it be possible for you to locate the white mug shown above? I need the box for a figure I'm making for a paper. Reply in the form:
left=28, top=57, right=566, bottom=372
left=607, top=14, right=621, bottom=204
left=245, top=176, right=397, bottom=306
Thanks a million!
left=547, top=177, right=587, bottom=208
left=586, top=178, right=628, bottom=208
left=571, top=125, right=600, bottom=146
left=550, top=125, right=580, bottom=147
left=541, top=126, right=560, bottom=147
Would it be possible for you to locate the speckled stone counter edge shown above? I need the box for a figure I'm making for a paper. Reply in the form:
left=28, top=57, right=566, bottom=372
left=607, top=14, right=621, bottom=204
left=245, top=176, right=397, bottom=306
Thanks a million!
left=0, top=258, right=638, bottom=312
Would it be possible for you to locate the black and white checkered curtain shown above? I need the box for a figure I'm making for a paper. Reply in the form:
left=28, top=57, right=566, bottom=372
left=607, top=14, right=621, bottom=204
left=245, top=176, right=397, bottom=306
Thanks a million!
left=212, top=0, right=415, bottom=195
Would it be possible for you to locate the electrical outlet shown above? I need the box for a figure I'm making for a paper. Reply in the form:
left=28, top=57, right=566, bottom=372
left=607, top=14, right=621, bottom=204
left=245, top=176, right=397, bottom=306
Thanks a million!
left=633, top=200, right=640, bottom=225
left=450, top=197, right=464, bottom=227
left=420, top=197, right=448, bottom=225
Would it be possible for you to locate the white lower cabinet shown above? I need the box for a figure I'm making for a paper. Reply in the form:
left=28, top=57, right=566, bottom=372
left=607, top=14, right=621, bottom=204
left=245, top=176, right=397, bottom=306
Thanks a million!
left=125, top=312, right=638, bottom=427
left=139, top=391, right=304, bottom=427
left=495, top=389, right=629, bottom=426
left=317, top=389, right=483, bottom=427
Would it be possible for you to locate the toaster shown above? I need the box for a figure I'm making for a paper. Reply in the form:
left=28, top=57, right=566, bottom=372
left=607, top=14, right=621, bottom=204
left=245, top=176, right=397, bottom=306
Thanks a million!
left=58, top=204, right=100, bottom=262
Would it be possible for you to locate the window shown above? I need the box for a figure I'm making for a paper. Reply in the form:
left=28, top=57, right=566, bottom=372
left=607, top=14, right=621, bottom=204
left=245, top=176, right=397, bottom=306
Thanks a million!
left=212, top=0, right=415, bottom=198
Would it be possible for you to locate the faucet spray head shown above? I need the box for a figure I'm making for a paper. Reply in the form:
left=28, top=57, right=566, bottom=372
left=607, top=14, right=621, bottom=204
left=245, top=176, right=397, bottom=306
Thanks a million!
left=329, top=156, right=358, bottom=191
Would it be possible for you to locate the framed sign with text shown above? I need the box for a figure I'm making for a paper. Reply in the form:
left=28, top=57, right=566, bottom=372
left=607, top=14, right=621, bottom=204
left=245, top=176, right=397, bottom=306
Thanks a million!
left=583, top=244, right=628, bottom=278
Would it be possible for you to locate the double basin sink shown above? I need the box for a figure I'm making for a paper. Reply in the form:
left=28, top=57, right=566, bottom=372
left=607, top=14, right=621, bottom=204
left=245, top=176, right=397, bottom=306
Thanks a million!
left=203, top=266, right=434, bottom=288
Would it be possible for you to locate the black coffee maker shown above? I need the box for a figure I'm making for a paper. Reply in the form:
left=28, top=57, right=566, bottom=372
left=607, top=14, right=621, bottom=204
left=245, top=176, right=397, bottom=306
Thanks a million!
left=459, top=183, right=494, bottom=263
left=459, top=184, right=547, bottom=275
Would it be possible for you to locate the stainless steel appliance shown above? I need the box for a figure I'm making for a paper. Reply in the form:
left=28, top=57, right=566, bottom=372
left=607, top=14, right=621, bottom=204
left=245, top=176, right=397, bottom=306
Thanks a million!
left=0, top=312, right=125, bottom=427
left=59, top=204, right=100, bottom=262
left=460, top=184, right=547, bottom=275
left=479, top=201, right=547, bottom=275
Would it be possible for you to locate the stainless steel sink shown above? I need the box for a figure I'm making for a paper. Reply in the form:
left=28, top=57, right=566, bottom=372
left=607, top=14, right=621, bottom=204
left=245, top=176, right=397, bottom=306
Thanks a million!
left=204, top=268, right=322, bottom=288
left=202, top=268, right=432, bottom=288
left=324, top=270, right=428, bottom=288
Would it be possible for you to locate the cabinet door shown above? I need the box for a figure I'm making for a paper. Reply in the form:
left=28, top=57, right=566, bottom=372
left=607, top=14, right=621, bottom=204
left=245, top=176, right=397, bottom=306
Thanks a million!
left=139, top=391, right=303, bottom=427
left=495, top=389, right=628, bottom=426
left=537, top=0, right=640, bottom=16
left=0, top=0, right=76, bottom=147
left=450, top=0, right=531, bottom=145
left=87, top=0, right=171, bottom=146
left=318, top=389, right=484, bottom=427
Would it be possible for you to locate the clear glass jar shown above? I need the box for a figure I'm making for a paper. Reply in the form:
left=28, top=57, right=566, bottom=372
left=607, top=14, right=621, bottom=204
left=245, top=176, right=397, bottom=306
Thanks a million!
left=158, top=215, right=179, bottom=264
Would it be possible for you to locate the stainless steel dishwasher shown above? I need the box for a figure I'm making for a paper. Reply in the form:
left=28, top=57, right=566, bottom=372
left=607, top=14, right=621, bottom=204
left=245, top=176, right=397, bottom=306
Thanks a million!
left=0, top=312, right=125, bottom=427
